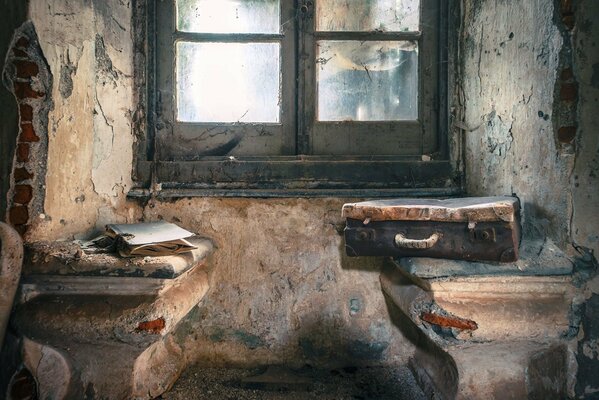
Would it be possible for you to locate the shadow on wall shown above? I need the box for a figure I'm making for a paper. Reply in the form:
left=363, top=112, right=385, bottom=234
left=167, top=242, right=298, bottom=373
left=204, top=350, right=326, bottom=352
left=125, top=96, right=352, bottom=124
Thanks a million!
left=0, top=1, right=29, bottom=219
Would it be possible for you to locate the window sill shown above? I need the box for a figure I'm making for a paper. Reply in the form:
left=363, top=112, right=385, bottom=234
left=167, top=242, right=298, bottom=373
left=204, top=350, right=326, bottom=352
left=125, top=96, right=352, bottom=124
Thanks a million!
left=127, top=186, right=462, bottom=199
left=130, top=158, right=461, bottom=199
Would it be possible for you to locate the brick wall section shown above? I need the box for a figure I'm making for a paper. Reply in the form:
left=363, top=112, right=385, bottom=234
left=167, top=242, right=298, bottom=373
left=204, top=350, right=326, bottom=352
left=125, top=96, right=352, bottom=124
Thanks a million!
left=556, top=0, right=578, bottom=147
left=4, top=27, right=51, bottom=237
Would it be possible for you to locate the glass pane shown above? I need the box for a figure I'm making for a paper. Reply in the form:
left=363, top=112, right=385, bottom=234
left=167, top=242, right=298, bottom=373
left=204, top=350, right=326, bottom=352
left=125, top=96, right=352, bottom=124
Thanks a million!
left=316, top=0, right=419, bottom=32
left=177, top=0, right=280, bottom=33
left=177, top=42, right=280, bottom=123
left=316, top=40, right=418, bottom=121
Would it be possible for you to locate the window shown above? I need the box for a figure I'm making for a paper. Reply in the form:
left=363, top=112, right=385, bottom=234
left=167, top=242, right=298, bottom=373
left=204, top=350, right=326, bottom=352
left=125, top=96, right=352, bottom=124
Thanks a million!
left=134, top=0, right=456, bottom=196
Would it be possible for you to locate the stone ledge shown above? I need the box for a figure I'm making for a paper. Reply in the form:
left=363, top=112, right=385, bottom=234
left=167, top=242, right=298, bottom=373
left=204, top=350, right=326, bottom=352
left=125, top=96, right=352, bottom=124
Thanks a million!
left=397, top=239, right=573, bottom=278
left=381, top=258, right=577, bottom=344
left=23, top=237, right=214, bottom=279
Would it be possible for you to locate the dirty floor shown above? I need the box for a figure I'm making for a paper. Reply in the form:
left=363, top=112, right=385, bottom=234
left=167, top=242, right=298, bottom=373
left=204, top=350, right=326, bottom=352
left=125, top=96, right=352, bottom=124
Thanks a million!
left=160, top=365, right=426, bottom=400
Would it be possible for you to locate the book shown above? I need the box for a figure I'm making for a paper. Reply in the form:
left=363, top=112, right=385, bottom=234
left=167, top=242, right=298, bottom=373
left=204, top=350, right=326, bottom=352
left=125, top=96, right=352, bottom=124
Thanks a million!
left=105, top=221, right=197, bottom=257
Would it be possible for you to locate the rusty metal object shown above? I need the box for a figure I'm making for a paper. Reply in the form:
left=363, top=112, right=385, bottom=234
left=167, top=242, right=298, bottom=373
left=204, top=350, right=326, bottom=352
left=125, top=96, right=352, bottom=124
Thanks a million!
left=420, top=311, right=478, bottom=331
left=136, top=317, right=166, bottom=334
left=0, top=222, right=24, bottom=348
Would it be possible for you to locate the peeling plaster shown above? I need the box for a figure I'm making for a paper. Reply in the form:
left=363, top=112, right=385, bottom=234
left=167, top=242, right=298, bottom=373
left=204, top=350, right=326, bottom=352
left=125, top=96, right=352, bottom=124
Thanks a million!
left=462, top=0, right=572, bottom=247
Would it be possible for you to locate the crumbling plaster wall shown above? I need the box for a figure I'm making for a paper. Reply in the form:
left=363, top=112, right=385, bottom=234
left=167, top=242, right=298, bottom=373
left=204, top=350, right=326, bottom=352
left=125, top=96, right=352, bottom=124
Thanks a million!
left=460, top=0, right=575, bottom=248
left=25, top=0, right=141, bottom=240
left=0, top=0, right=29, bottom=221
left=5, top=0, right=596, bottom=369
left=17, top=0, right=415, bottom=366
left=572, top=0, right=599, bottom=262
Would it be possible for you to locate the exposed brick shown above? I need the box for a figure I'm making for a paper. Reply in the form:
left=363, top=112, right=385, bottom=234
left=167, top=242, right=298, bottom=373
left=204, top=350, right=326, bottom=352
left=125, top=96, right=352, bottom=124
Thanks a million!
left=561, top=83, right=577, bottom=101
left=16, top=143, right=29, bottom=162
left=13, top=225, right=28, bottom=236
left=19, top=104, right=33, bottom=122
left=420, top=312, right=478, bottom=331
left=13, top=167, right=33, bottom=182
left=561, top=0, right=573, bottom=15
left=19, top=123, right=39, bottom=142
left=14, top=60, right=39, bottom=78
left=12, top=48, right=28, bottom=58
left=15, top=37, right=29, bottom=48
left=561, top=68, right=574, bottom=81
left=13, top=81, right=44, bottom=99
left=562, top=15, right=575, bottom=30
left=9, top=206, right=29, bottom=225
left=558, top=126, right=577, bottom=143
left=14, top=185, right=33, bottom=205
left=136, top=318, right=166, bottom=334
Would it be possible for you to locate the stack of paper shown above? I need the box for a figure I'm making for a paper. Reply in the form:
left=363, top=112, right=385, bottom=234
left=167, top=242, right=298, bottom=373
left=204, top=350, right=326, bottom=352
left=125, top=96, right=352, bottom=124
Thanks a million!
left=105, top=221, right=197, bottom=257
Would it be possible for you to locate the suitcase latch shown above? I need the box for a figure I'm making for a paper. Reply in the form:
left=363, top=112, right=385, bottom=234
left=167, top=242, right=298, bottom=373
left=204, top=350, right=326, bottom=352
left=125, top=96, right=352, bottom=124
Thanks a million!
left=355, top=228, right=375, bottom=241
left=468, top=222, right=496, bottom=242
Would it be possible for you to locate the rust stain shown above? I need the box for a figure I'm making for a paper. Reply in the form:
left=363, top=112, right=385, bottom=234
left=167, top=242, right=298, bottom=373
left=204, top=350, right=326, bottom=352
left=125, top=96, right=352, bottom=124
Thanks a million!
left=420, top=312, right=478, bottom=331
left=136, top=317, right=166, bottom=334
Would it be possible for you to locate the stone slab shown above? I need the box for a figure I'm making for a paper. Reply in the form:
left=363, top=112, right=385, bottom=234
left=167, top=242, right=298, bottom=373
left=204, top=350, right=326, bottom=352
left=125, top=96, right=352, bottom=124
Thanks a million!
left=397, top=239, right=573, bottom=278
left=23, top=237, right=213, bottom=279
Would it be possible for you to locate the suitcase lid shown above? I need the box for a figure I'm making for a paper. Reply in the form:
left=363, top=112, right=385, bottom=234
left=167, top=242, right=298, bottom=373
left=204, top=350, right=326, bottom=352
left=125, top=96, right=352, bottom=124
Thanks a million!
left=342, top=196, right=519, bottom=223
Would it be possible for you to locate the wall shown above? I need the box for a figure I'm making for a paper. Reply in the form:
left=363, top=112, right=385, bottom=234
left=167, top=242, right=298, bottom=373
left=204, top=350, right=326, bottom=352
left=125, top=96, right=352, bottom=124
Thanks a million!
left=460, top=0, right=574, bottom=247
left=0, top=0, right=597, bottom=371
left=7, top=0, right=416, bottom=367
left=0, top=0, right=29, bottom=221
left=460, top=0, right=599, bottom=396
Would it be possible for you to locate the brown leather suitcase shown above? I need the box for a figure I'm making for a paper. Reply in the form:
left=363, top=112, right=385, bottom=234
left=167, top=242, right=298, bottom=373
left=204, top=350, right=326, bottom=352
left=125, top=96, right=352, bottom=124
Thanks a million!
left=342, top=196, right=521, bottom=262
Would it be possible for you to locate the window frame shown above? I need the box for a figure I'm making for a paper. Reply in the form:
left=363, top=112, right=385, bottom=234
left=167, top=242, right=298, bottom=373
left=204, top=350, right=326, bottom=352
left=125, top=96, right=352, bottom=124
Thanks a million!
left=131, top=0, right=460, bottom=198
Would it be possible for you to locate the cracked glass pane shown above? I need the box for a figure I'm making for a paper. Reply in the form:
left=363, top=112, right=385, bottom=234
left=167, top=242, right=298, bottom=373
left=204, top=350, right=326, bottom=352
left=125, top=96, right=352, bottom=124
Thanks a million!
left=177, top=42, right=280, bottom=123
left=177, top=0, right=280, bottom=33
left=316, top=0, right=419, bottom=32
left=316, top=40, right=418, bottom=121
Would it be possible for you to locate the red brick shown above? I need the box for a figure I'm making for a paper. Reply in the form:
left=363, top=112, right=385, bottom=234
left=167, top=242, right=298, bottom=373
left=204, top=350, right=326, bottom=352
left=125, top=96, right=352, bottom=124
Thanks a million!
left=136, top=318, right=165, bottom=334
left=14, top=185, right=33, bottom=205
left=15, top=37, right=29, bottom=48
left=562, top=15, right=575, bottom=30
left=19, top=123, right=39, bottom=142
left=13, top=224, right=28, bottom=236
left=561, top=68, right=574, bottom=81
left=13, top=81, right=44, bottom=99
left=13, top=167, right=33, bottom=182
left=9, top=206, right=28, bottom=225
left=12, top=48, right=28, bottom=58
left=19, top=104, right=33, bottom=122
left=16, top=143, right=29, bottom=162
left=558, top=126, right=577, bottom=143
left=14, top=60, right=39, bottom=78
left=561, top=0, right=573, bottom=15
left=561, top=83, right=577, bottom=101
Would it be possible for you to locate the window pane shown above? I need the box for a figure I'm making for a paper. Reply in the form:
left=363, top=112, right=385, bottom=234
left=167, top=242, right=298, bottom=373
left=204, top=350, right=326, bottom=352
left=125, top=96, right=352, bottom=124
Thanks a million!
left=177, top=0, right=280, bottom=33
left=316, top=0, right=419, bottom=32
left=316, top=40, right=418, bottom=121
left=177, top=42, right=280, bottom=123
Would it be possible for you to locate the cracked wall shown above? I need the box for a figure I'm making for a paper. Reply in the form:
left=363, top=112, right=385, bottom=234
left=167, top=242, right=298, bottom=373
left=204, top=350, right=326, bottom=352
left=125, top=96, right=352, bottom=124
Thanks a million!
left=25, top=0, right=140, bottom=240
left=10, top=0, right=417, bottom=367
left=0, top=0, right=28, bottom=222
left=460, top=0, right=575, bottom=247
left=1, top=0, right=597, bottom=372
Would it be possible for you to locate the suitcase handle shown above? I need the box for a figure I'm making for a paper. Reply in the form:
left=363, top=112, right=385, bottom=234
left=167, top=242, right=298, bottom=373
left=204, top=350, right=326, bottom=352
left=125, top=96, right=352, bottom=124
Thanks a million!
left=394, top=232, right=440, bottom=249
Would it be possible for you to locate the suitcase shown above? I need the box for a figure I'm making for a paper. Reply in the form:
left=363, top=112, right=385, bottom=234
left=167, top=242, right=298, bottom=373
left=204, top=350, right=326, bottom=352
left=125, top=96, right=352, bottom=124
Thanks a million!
left=342, top=196, right=521, bottom=262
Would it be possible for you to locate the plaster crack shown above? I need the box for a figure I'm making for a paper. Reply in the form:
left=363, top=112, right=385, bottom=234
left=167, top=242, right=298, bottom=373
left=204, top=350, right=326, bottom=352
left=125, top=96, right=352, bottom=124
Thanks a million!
left=111, top=16, right=126, bottom=32
left=478, top=25, right=484, bottom=97
left=95, top=96, right=114, bottom=144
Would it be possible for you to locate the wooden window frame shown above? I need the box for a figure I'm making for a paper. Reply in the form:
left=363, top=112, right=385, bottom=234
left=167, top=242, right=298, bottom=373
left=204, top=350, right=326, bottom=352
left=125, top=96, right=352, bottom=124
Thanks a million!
left=131, top=0, right=460, bottom=198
